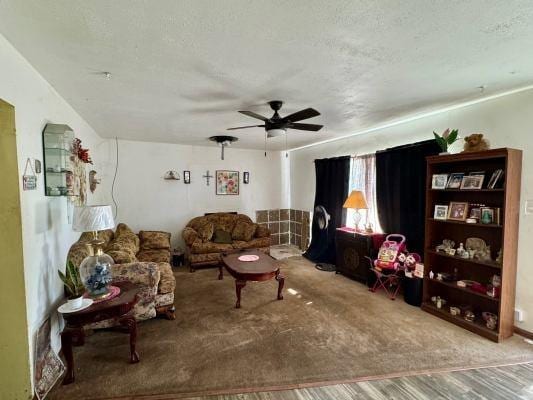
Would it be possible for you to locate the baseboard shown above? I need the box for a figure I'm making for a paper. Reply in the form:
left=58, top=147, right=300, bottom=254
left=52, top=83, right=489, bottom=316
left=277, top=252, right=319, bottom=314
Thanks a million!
left=514, top=326, right=533, bottom=340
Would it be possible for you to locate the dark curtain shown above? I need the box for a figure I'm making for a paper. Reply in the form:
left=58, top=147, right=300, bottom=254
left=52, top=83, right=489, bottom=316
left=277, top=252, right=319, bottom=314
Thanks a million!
left=376, top=140, right=440, bottom=254
left=303, top=156, right=350, bottom=264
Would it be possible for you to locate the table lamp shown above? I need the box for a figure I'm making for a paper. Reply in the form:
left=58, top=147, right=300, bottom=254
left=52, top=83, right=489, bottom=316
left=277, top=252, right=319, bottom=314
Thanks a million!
left=343, top=190, right=368, bottom=232
left=72, top=205, right=115, bottom=298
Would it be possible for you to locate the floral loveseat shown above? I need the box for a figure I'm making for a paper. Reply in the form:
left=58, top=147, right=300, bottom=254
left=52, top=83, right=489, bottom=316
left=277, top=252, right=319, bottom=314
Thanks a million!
left=182, top=213, right=271, bottom=271
left=67, top=223, right=176, bottom=322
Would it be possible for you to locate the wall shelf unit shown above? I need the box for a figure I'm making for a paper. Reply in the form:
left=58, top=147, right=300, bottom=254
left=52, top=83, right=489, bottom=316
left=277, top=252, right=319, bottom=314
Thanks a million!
left=422, top=148, right=522, bottom=342
left=42, top=124, right=74, bottom=197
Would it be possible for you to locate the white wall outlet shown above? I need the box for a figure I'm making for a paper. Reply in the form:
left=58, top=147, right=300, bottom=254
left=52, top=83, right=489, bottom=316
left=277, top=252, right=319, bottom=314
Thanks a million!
left=525, top=200, right=533, bottom=215
left=515, top=308, right=525, bottom=322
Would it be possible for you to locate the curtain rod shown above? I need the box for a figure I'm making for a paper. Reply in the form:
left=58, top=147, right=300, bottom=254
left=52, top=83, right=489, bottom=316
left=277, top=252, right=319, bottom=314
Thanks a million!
left=312, top=153, right=375, bottom=163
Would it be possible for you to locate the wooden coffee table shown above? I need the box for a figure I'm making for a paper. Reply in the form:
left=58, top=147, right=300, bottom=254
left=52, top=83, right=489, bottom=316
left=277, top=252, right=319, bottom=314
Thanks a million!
left=59, top=281, right=140, bottom=385
left=220, top=249, right=285, bottom=308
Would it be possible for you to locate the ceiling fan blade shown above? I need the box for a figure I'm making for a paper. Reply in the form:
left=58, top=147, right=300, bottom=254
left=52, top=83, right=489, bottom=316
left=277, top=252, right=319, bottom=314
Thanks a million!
left=227, top=125, right=265, bottom=130
left=238, top=110, right=269, bottom=121
left=282, top=108, right=320, bottom=123
left=289, top=123, right=323, bottom=131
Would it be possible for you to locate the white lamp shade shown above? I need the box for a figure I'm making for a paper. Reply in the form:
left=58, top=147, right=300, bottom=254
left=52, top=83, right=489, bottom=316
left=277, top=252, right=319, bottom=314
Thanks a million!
left=72, top=205, right=115, bottom=232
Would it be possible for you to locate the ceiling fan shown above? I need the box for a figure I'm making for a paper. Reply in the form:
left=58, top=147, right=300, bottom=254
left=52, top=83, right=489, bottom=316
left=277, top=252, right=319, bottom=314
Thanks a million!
left=227, top=100, right=323, bottom=137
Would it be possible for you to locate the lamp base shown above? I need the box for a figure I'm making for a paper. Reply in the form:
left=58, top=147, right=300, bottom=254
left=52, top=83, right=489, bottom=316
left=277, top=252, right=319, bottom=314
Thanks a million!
left=80, top=240, right=114, bottom=299
left=353, top=210, right=362, bottom=232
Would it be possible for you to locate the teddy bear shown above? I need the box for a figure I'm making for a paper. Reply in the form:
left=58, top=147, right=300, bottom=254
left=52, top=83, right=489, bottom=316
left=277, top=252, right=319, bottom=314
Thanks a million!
left=463, top=133, right=490, bottom=152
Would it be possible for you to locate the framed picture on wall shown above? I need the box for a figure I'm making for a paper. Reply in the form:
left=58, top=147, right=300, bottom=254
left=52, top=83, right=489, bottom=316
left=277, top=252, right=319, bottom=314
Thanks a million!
left=216, top=170, right=239, bottom=195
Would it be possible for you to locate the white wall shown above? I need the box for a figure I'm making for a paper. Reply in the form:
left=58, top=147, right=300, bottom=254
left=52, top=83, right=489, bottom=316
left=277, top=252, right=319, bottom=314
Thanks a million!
left=0, top=33, right=110, bottom=387
left=290, top=88, right=533, bottom=331
left=97, top=139, right=287, bottom=248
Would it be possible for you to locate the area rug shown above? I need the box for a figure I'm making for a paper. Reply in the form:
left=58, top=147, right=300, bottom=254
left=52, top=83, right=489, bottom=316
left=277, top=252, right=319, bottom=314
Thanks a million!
left=49, top=256, right=533, bottom=400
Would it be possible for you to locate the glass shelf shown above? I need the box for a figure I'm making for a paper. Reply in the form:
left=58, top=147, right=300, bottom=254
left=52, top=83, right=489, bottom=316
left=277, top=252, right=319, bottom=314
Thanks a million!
left=42, top=124, right=75, bottom=197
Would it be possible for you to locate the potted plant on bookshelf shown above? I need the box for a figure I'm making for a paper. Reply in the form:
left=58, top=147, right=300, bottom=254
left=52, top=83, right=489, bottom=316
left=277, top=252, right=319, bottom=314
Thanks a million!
left=58, top=260, right=86, bottom=310
left=433, top=128, right=459, bottom=154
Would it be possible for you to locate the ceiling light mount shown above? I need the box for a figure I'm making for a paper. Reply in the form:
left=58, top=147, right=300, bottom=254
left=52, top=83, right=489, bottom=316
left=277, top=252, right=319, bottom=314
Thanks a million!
left=209, top=135, right=238, bottom=160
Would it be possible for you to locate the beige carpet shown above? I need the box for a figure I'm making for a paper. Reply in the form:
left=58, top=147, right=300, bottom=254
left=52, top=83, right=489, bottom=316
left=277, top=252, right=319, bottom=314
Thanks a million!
left=49, top=256, right=533, bottom=400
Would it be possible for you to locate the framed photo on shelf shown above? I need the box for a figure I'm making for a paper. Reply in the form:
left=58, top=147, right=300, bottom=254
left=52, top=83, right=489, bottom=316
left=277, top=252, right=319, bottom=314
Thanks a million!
left=460, top=174, right=485, bottom=190
left=432, top=174, right=449, bottom=189
left=488, top=169, right=504, bottom=189
left=480, top=207, right=494, bottom=224
left=434, top=205, right=449, bottom=220
left=448, top=202, right=469, bottom=221
left=446, top=173, right=464, bottom=189
left=469, top=207, right=482, bottom=220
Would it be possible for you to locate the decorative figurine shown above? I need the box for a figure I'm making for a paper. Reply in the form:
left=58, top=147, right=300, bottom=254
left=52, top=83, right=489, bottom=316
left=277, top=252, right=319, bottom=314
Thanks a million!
left=496, top=249, right=503, bottom=265
left=456, top=243, right=466, bottom=257
left=436, top=239, right=455, bottom=253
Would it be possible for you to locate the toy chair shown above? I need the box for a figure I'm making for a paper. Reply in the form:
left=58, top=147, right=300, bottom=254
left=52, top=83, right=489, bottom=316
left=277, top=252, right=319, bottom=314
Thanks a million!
left=367, top=234, right=407, bottom=300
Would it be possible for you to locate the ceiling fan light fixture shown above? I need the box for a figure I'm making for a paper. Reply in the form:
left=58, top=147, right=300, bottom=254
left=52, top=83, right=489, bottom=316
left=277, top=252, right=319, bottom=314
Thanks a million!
left=266, top=128, right=286, bottom=138
left=208, top=135, right=238, bottom=160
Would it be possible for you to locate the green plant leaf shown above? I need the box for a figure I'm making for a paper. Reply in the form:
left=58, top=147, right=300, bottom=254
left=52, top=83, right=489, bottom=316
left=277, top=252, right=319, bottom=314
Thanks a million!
left=447, top=129, right=459, bottom=144
left=58, top=269, right=75, bottom=296
left=433, top=132, right=447, bottom=151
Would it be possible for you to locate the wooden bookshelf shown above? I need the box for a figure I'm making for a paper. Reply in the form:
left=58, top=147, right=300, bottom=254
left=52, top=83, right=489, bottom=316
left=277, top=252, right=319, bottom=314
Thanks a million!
left=422, top=148, right=522, bottom=342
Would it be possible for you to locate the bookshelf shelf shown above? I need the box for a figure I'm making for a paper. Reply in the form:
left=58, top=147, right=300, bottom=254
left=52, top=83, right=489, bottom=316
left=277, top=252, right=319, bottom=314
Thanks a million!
left=423, top=148, right=522, bottom=342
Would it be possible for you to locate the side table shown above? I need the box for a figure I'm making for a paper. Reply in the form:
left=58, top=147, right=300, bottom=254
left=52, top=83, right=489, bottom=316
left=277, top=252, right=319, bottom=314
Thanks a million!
left=59, top=281, right=141, bottom=385
left=172, top=249, right=185, bottom=267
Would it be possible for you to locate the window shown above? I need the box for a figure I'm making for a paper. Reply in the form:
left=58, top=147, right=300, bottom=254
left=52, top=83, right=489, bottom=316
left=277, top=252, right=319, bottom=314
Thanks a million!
left=347, top=154, right=382, bottom=232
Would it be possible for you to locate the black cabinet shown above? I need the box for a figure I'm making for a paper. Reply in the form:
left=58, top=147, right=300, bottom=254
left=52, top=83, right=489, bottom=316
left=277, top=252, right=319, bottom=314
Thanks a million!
left=335, top=229, right=383, bottom=284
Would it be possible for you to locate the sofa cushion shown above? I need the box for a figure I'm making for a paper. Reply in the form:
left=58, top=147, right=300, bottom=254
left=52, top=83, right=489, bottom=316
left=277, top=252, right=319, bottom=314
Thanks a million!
left=207, top=213, right=241, bottom=233
left=156, top=262, right=175, bottom=294
left=191, top=241, right=233, bottom=254
left=213, top=229, right=233, bottom=244
left=189, top=252, right=222, bottom=264
left=107, top=249, right=137, bottom=264
left=255, top=225, right=270, bottom=238
left=232, top=236, right=271, bottom=249
left=232, top=221, right=257, bottom=241
left=197, top=221, right=214, bottom=242
left=79, top=229, right=114, bottom=245
left=67, top=242, right=91, bottom=268
left=182, top=227, right=199, bottom=246
left=140, top=230, right=171, bottom=250
left=106, top=236, right=139, bottom=255
left=137, top=249, right=171, bottom=263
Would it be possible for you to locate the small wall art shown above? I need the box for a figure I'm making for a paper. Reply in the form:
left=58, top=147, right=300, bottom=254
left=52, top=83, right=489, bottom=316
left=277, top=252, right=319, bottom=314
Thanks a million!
left=216, top=170, right=239, bottom=195
left=23, top=158, right=37, bottom=191
left=243, top=171, right=250, bottom=184
left=164, top=170, right=180, bottom=180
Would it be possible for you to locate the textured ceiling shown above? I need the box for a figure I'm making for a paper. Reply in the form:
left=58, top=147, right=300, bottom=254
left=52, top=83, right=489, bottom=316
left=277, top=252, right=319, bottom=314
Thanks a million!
left=1, top=0, right=533, bottom=150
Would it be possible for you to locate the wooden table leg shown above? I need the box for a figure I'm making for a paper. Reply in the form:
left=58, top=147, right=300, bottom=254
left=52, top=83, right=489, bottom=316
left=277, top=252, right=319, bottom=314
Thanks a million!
left=276, top=270, right=285, bottom=300
left=61, top=327, right=77, bottom=385
left=218, top=265, right=223, bottom=280
left=119, top=316, right=140, bottom=363
left=235, top=280, right=246, bottom=308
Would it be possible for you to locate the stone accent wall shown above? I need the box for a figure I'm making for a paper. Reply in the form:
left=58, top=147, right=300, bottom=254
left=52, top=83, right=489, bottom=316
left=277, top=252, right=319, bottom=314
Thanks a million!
left=256, top=209, right=310, bottom=251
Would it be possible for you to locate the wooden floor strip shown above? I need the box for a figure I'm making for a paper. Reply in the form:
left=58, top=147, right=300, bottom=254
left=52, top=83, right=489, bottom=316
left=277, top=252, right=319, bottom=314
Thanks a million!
left=97, top=360, right=533, bottom=400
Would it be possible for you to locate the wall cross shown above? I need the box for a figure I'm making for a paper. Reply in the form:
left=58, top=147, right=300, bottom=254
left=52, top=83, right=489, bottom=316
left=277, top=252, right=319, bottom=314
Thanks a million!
left=203, top=170, right=213, bottom=186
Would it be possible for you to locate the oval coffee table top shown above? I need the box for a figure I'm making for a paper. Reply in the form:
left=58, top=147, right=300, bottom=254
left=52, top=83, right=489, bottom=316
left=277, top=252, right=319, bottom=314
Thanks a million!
left=222, top=249, right=278, bottom=276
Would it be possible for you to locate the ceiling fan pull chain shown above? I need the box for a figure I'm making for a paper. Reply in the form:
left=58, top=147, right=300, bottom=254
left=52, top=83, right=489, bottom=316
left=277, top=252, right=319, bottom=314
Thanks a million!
left=285, top=130, right=288, bottom=158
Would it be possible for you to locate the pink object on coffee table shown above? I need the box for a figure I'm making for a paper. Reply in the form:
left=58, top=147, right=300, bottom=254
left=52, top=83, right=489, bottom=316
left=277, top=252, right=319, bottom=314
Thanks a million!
left=238, top=254, right=260, bottom=262
left=84, top=285, right=121, bottom=303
